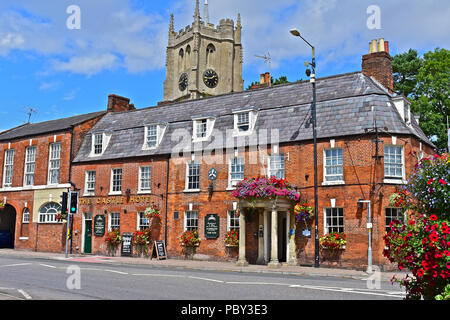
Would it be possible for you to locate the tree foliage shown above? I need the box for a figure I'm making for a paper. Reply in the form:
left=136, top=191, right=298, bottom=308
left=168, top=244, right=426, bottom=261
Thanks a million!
left=393, top=48, right=450, bottom=152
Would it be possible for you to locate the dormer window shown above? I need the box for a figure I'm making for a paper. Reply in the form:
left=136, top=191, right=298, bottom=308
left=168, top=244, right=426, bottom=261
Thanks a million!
left=94, top=134, right=103, bottom=155
left=192, top=116, right=215, bottom=141
left=232, top=107, right=259, bottom=136
left=146, top=125, right=158, bottom=148
left=237, top=112, right=250, bottom=132
left=90, top=131, right=112, bottom=157
left=143, top=122, right=167, bottom=150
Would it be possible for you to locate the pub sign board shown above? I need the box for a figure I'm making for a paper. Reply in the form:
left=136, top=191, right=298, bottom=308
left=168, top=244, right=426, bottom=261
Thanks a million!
left=121, top=233, right=133, bottom=257
left=205, top=214, right=219, bottom=239
left=93, top=215, right=105, bottom=236
left=153, top=240, right=167, bottom=260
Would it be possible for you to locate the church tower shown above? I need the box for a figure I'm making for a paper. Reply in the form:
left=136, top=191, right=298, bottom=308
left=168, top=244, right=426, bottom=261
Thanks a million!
left=163, top=0, right=244, bottom=103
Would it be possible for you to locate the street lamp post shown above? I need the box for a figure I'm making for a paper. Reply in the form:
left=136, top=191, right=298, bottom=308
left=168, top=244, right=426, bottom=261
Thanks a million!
left=290, top=29, right=319, bottom=268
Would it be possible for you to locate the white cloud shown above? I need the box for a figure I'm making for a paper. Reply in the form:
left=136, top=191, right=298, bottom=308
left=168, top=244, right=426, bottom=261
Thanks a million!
left=54, top=53, right=119, bottom=76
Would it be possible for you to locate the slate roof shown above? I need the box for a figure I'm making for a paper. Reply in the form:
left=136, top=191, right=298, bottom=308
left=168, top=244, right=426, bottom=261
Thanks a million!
left=0, top=111, right=106, bottom=141
left=73, top=72, right=434, bottom=163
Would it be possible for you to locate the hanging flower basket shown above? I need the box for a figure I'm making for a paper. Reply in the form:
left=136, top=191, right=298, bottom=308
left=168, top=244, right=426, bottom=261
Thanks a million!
left=180, top=230, right=201, bottom=247
left=389, top=190, right=409, bottom=208
left=320, top=232, right=347, bottom=250
left=294, top=202, right=314, bottom=223
left=144, top=202, right=161, bottom=219
left=224, top=229, right=239, bottom=247
left=231, top=177, right=300, bottom=209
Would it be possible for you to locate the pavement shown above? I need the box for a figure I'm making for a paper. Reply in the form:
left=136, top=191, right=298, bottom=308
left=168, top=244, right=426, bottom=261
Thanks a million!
left=0, top=248, right=407, bottom=282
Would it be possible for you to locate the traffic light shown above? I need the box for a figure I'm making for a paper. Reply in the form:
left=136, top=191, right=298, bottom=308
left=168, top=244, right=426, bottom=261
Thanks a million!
left=69, top=191, right=79, bottom=214
left=60, top=192, right=68, bottom=214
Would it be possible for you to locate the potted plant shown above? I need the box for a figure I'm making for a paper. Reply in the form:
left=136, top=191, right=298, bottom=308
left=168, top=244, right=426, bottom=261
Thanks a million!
left=320, top=232, right=347, bottom=250
left=144, top=202, right=161, bottom=221
left=56, top=212, right=68, bottom=223
left=132, top=229, right=151, bottom=257
left=105, top=229, right=121, bottom=256
left=180, top=230, right=201, bottom=259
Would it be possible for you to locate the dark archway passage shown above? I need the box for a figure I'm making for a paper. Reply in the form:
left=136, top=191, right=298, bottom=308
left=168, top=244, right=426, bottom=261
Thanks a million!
left=0, top=204, right=17, bottom=248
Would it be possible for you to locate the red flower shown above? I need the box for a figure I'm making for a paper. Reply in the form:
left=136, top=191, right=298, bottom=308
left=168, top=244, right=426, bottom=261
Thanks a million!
left=429, top=215, right=438, bottom=221
left=438, top=179, right=447, bottom=185
left=442, top=225, right=449, bottom=234
left=427, top=178, right=434, bottom=185
left=429, top=233, right=439, bottom=242
left=417, top=269, right=425, bottom=277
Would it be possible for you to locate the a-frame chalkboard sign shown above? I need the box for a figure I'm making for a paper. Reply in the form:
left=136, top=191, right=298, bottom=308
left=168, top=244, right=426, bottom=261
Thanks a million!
left=151, top=240, right=167, bottom=260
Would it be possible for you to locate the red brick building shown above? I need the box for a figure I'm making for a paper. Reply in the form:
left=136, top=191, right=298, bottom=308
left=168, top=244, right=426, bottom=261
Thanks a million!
left=68, top=39, right=434, bottom=270
left=0, top=95, right=135, bottom=252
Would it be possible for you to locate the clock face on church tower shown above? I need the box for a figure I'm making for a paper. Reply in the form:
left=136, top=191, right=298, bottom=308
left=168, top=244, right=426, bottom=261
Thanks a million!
left=203, top=69, right=219, bottom=88
left=178, top=73, right=188, bottom=92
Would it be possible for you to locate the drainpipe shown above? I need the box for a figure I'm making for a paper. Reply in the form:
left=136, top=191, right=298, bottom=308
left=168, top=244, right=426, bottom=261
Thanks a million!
left=164, top=154, right=171, bottom=247
left=358, top=199, right=372, bottom=273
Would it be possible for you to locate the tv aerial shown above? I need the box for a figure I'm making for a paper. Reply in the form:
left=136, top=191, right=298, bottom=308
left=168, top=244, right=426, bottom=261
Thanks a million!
left=254, top=52, right=272, bottom=86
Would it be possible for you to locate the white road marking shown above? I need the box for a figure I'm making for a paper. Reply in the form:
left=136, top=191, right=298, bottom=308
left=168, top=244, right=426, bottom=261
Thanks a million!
left=188, top=276, right=224, bottom=283
left=39, top=264, right=57, bottom=269
left=0, top=263, right=33, bottom=268
left=104, top=269, right=128, bottom=275
left=17, top=289, right=32, bottom=300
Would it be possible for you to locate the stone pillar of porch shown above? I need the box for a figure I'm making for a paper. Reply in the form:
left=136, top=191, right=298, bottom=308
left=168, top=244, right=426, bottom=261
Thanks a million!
left=236, top=207, right=248, bottom=266
left=268, top=205, right=281, bottom=268
left=256, top=210, right=264, bottom=264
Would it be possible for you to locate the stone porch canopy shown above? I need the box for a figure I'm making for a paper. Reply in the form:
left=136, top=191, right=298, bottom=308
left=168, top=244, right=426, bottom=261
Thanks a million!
left=236, top=197, right=299, bottom=268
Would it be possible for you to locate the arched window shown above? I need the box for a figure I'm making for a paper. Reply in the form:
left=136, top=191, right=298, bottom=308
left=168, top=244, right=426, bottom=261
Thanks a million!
left=22, top=208, right=30, bottom=224
left=39, top=202, right=61, bottom=223
left=178, top=49, right=185, bottom=71
left=206, top=44, right=216, bottom=67
left=185, top=45, right=191, bottom=70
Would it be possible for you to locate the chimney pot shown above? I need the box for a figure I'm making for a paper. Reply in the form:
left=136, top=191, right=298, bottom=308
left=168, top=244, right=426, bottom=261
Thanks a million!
left=265, top=72, right=271, bottom=84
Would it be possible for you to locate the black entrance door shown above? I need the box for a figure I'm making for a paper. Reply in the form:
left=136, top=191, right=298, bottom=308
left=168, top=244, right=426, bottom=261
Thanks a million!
left=0, top=205, right=16, bottom=248
left=278, top=212, right=287, bottom=263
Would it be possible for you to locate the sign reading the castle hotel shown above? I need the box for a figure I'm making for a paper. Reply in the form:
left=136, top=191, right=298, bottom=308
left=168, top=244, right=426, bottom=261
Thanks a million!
left=79, top=196, right=154, bottom=206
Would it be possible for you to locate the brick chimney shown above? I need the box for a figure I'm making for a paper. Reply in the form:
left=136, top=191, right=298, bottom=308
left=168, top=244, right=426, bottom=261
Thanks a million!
left=107, top=94, right=136, bottom=112
left=362, top=38, right=394, bottom=93
left=251, top=72, right=271, bottom=90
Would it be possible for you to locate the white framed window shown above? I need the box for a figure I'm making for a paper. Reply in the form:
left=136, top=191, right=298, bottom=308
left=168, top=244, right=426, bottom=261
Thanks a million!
left=227, top=210, right=240, bottom=232
left=324, top=208, right=344, bottom=234
left=229, top=157, right=245, bottom=188
left=143, top=123, right=167, bottom=150
left=137, top=212, right=150, bottom=231
left=237, top=112, right=250, bottom=132
left=185, top=162, right=200, bottom=191
left=93, top=133, right=103, bottom=155
left=90, top=131, right=112, bottom=157
left=109, top=212, right=120, bottom=231
left=385, top=208, right=406, bottom=233
left=324, top=148, right=344, bottom=183
left=48, top=143, right=61, bottom=185
left=192, top=117, right=215, bottom=141
left=184, top=211, right=199, bottom=232
left=233, top=108, right=259, bottom=136
left=384, top=145, right=404, bottom=179
left=139, top=166, right=151, bottom=193
left=3, top=149, right=14, bottom=187
left=84, top=171, right=96, bottom=195
left=268, top=154, right=285, bottom=179
left=38, top=202, right=62, bottom=223
left=23, top=146, right=36, bottom=186
left=110, top=168, right=122, bottom=194
left=146, top=125, right=158, bottom=148
left=22, top=208, right=30, bottom=224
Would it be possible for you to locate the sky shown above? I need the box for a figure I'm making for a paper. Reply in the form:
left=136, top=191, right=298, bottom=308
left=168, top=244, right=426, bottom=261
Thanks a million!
left=0, top=0, right=449, bottom=132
